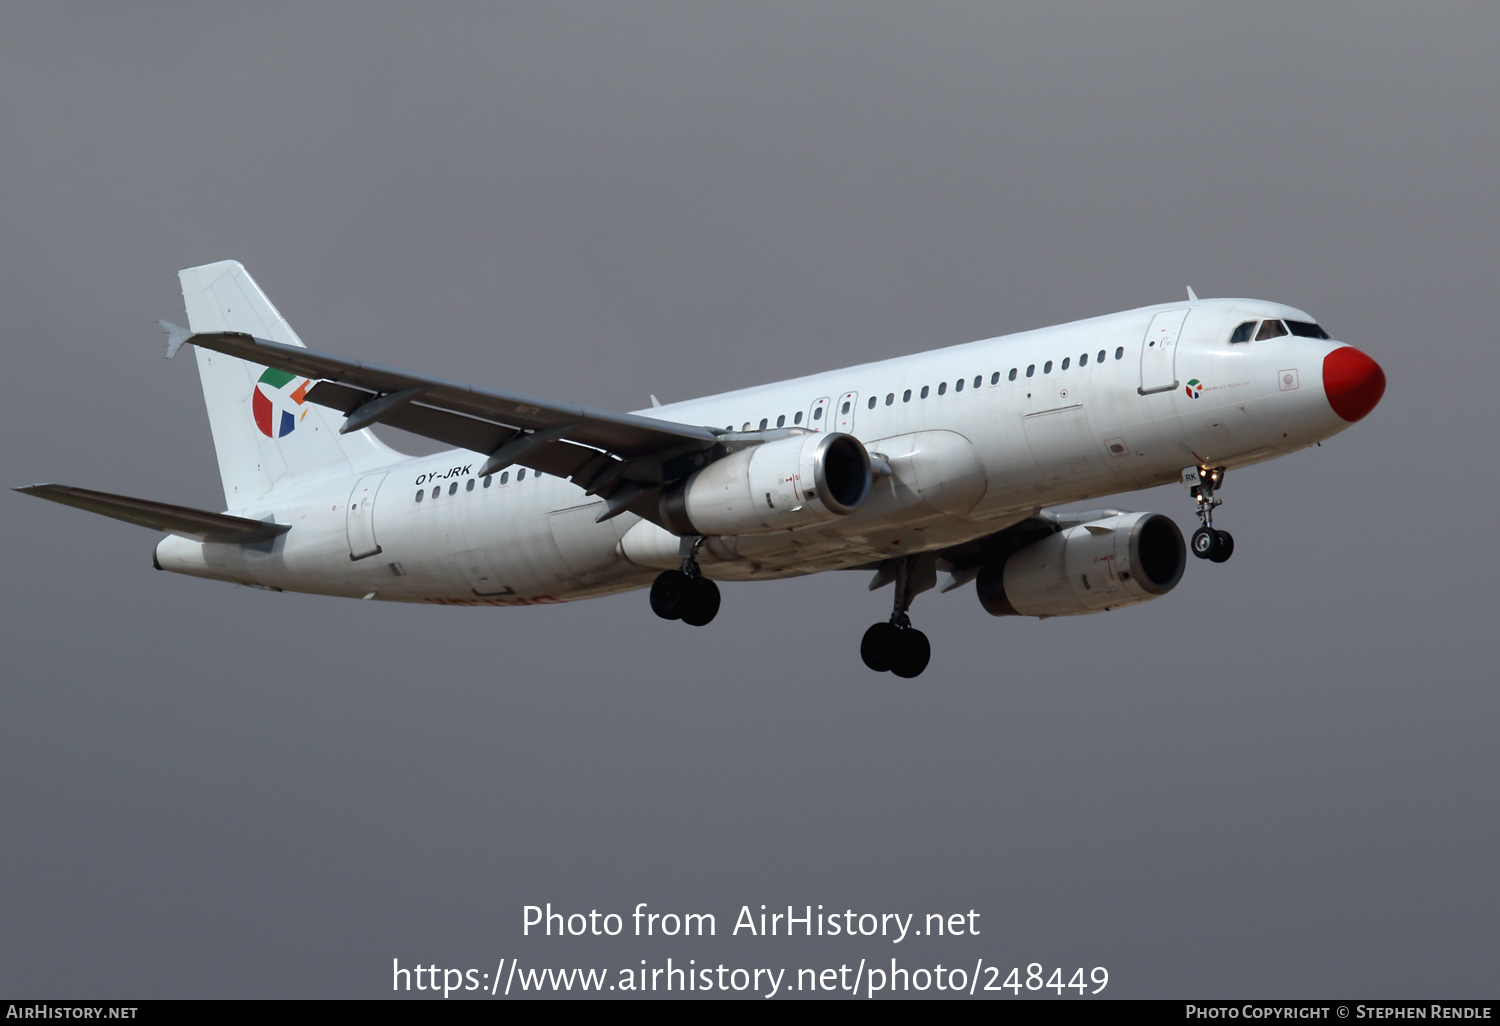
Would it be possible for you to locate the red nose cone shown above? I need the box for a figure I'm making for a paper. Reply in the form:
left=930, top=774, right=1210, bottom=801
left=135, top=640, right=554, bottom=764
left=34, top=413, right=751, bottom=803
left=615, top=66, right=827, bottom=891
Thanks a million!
left=1322, top=346, right=1386, bottom=423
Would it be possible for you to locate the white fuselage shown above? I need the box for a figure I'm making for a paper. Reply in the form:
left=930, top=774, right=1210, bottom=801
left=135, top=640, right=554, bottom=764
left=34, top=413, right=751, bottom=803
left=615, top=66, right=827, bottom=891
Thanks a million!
left=155, top=297, right=1358, bottom=604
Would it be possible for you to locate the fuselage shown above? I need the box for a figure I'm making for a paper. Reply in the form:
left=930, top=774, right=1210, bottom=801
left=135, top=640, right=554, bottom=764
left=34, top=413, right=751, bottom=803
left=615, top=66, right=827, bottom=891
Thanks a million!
left=155, top=297, right=1379, bottom=604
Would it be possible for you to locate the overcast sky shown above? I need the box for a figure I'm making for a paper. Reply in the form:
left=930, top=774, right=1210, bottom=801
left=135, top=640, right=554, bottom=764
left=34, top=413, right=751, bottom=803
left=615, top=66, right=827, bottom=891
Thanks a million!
left=2, top=2, right=1496, bottom=999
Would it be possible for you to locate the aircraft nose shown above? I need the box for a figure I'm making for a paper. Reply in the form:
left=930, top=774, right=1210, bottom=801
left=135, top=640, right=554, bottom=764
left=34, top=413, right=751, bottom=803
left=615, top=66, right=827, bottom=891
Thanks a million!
left=1322, top=345, right=1386, bottom=423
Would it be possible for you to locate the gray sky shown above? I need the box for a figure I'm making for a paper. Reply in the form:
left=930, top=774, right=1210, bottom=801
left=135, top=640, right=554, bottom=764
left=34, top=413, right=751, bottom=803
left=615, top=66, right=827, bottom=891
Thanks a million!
left=2, top=1, right=1496, bottom=998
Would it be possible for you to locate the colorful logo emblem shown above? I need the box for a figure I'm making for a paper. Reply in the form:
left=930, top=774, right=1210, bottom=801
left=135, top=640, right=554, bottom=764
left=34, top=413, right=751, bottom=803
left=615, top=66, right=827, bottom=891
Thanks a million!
left=1185, top=378, right=1203, bottom=399
left=253, top=368, right=312, bottom=438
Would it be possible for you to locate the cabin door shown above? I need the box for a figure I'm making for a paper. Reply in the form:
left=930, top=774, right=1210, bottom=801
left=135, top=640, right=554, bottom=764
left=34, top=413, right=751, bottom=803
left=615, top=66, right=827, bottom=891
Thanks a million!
left=1139, top=309, right=1189, bottom=394
left=345, top=472, right=388, bottom=560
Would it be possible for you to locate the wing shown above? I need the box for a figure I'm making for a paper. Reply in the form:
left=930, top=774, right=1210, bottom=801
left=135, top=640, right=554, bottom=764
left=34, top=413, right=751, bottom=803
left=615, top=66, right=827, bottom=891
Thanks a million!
left=16, top=484, right=290, bottom=544
left=181, top=331, right=727, bottom=519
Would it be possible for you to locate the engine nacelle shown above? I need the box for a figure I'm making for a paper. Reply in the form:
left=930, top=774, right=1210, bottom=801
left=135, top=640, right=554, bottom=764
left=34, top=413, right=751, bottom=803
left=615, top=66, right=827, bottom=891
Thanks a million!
left=976, top=512, right=1185, bottom=617
left=660, top=431, right=872, bottom=536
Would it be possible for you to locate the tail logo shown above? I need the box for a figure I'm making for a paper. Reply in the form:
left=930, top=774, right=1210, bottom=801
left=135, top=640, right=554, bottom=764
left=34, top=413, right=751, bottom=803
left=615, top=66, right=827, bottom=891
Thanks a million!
left=252, top=367, right=313, bottom=438
left=1185, top=379, right=1203, bottom=399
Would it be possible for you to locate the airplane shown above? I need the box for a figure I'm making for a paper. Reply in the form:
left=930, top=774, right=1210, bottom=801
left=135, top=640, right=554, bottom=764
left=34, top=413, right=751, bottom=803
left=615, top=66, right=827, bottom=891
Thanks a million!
left=17, top=261, right=1385, bottom=678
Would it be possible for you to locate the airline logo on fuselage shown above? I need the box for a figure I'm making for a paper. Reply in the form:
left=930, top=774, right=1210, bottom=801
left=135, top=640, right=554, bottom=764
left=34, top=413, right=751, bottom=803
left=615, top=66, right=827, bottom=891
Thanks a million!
left=253, top=368, right=312, bottom=438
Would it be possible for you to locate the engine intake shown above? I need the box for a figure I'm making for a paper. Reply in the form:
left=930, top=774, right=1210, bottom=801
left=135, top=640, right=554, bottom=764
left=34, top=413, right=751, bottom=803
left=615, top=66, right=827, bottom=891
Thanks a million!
left=660, top=431, right=872, bottom=537
left=976, top=512, right=1185, bottom=617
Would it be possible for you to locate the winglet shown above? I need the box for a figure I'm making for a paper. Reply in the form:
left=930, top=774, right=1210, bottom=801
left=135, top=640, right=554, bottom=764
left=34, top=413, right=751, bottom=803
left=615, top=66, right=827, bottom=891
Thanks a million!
left=159, top=320, right=192, bottom=358
left=1186, top=286, right=1199, bottom=302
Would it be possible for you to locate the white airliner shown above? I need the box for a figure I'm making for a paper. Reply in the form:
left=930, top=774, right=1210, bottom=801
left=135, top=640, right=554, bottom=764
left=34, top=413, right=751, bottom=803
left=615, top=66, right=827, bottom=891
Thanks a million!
left=19, top=261, right=1384, bottom=677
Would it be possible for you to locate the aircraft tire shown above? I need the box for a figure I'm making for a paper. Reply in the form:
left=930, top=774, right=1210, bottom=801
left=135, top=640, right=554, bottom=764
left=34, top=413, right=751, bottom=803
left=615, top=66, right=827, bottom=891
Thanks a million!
left=1191, top=526, right=1216, bottom=559
left=1209, top=530, right=1235, bottom=563
left=860, top=622, right=900, bottom=672
left=680, top=577, right=721, bottom=627
left=890, top=629, right=931, bottom=679
left=650, top=570, right=690, bottom=620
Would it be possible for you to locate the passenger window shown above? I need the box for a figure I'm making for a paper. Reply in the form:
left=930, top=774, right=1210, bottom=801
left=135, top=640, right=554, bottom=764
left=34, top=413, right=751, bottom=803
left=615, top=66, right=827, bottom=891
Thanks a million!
left=920, top=385, right=929, bottom=399
left=813, top=407, right=823, bottom=421
left=1229, top=320, right=1257, bottom=344
left=430, top=486, right=439, bottom=499
left=1114, top=347, right=1124, bottom=360
left=1286, top=319, right=1331, bottom=339
left=742, top=422, right=751, bottom=431
left=938, top=382, right=947, bottom=395
left=500, top=471, right=510, bottom=484
left=794, top=411, right=803, bottom=424
left=1098, top=350, right=1106, bottom=363
left=886, top=393, right=894, bottom=405
left=902, top=389, right=912, bottom=402
left=466, top=479, right=475, bottom=492
left=448, top=482, right=457, bottom=495
left=974, top=376, right=982, bottom=388
left=954, top=379, right=963, bottom=392
left=759, top=418, right=768, bottom=430
left=990, top=372, right=1000, bottom=385
left=1008, top=368, right=1017, bottom=381
left=1255, top=319, right=1288, bottom=341
left=776, top=414, right=785, bottom=428
left=415, top=490, right=424, bottom=502
left=841, top=400, right=850, bottom=413
left=484, top=475, right=492, bottom=488
left=867, top=396, right=876, bottom=409
left=1080, top=352, right=1088, bottom=366
left=1061, top=357, right=1070, bottom=370
left=517, top=469, right=526, bottom=481
left=1043, top=361, right=1052, bottom=374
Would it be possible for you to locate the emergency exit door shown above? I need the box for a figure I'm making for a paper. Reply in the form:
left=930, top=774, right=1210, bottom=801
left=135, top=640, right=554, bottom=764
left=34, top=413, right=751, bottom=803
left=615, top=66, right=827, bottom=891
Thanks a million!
left=834, top=392, right=858, bottom=433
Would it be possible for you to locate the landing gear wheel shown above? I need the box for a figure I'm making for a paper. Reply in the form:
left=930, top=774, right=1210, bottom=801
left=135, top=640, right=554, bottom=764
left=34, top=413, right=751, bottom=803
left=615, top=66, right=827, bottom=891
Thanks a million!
left=860, top=622, right=901, bottom=672
left=680, top=577, right=721, bottom=627
left=889, top=629, right=931, bottom=679
left=1186, top=466, right=1233, bottom=565
left=860, top=554, right=935, bottom=677
left=650, top=570, right=691, bottom=620
left=1209, top=529, right=1234, bottom=563
left=1191, top=526, right=1216, bottom=560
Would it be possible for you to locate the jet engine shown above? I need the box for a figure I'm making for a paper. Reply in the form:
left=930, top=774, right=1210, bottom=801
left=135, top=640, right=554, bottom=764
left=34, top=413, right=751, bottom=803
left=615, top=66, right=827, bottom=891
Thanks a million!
left=659, top=431, right=872, bottom=536
left=976, top=512, right=1185, bottom=617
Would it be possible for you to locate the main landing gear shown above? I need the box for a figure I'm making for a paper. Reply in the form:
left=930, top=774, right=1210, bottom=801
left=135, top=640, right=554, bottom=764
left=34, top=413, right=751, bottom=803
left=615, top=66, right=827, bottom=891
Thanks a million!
left=1184, top=465, right=1234, bottom=563
left=650, top=535, right=721, bottom=627
left=861, top=555, right=932, bottom=679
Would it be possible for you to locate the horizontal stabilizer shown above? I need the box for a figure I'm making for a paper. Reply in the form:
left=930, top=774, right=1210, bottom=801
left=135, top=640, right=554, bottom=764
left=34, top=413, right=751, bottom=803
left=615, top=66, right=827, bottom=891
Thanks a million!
left=15, top=484, right=289, bottom=544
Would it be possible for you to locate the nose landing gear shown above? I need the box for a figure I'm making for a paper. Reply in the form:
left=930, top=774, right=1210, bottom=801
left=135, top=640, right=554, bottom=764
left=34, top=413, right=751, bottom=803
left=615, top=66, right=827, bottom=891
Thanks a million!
left=1183, top=465, right=1234, bottom=563
left=860, top=555, right=932, bottom=678
left=650, top=535, right=721, bottom=627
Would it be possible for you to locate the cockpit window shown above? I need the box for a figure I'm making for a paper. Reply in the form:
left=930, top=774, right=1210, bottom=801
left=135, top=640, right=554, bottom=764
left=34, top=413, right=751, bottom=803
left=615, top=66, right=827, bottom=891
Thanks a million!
left=1285, top=319, right=1330, bottom=339
left=1229, top=321, right=1256, bottom=344
left=1255, top=319, right=1288, bottom=341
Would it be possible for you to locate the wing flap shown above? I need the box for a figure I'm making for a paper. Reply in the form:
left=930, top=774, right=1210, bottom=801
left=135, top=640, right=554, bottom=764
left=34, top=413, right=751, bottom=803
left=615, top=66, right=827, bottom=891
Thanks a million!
left=16, top=484, right=290, bottom=544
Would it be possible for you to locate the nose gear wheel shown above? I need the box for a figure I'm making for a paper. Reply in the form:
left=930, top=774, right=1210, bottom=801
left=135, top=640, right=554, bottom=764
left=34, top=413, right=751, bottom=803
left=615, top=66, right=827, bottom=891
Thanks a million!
left=1186, top=465, right=1233, bottom=562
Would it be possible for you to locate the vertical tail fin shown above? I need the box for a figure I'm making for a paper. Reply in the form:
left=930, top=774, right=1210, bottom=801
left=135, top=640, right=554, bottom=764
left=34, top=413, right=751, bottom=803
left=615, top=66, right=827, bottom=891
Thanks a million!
left=175, top=261, right=396, bottom=509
